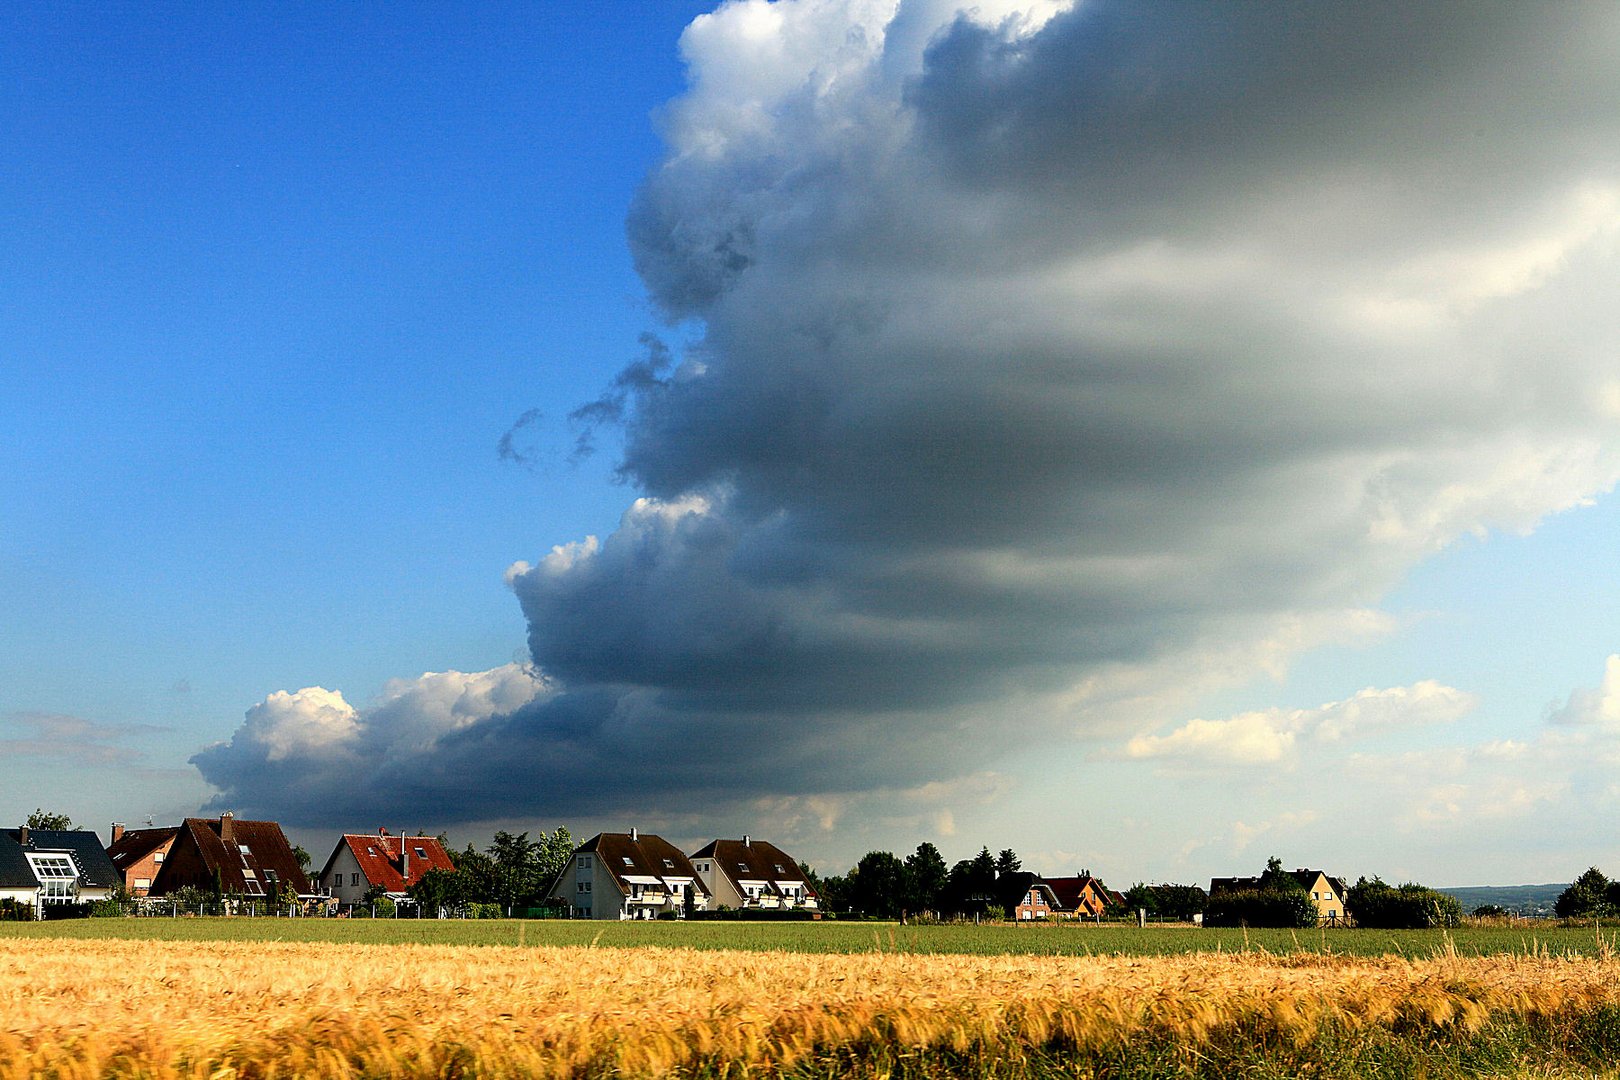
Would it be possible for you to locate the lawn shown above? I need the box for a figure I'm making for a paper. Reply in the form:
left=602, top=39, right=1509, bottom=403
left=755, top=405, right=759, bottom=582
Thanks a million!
left=1, top=915, right=1614, bottom=958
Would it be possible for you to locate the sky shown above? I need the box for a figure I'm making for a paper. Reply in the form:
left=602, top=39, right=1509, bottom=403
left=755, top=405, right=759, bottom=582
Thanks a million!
left=4, top=1, right=1619, bottom=889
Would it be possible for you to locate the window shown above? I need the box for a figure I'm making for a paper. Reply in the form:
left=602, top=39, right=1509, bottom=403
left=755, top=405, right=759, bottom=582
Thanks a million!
left=134, top=878, right=150, bottom=889
left=152, top=852, right=164, bottom=863
left=351, top=873, right=359, bottom=887
left=242, top=869, right=256, bottom=879
left=578, top=855, right=591, bottom=869
left=26, top=854, right=77, bottom=903
left=577, top=881, right=591, bottom=893
left=622, top=856, right=634, bottom=866
left=737, top=863, right=749, bottom=873
left=662, top=859, right=674, bottom=869
left=414, top=847, right=426, bottom=859
left=239, top=844, right=251, bottom=855
left=774, top=864, right=785, bottom=874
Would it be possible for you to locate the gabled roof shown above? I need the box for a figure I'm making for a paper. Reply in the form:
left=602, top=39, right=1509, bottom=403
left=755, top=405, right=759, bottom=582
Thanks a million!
left=1, top=829, right=121, bottom=889
left=1210, top=869, right=1344, bottom=897
left=1001, top=871, right=1060, bottom=910
left=690, top=838, right=815, bottom=899
left=0, top=833, right=37, bottom=890
left=108, top=827, right=178, bottom=868
left=319, top=833, right=455, bottom=893
left=157, top=817, right=310, bottom=896
left=1044, top=874, right=1112, bottom=911
left=578, top=833, right=710, bottom=899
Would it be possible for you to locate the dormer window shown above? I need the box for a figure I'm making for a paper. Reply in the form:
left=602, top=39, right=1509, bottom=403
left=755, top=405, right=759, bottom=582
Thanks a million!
left=622, top=856, right=634, bottom=866
left=662, top=859, right=675, bottom=869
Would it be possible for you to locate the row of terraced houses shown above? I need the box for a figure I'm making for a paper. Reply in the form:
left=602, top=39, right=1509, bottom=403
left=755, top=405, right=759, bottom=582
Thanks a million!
left=2, top=813, right=1351, bottom=923
left=1, top=814, right=822, bottom=921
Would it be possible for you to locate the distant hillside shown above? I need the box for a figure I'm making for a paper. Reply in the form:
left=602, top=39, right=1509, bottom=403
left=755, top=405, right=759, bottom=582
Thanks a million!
left=1437, top=883, right=1567, bottom=916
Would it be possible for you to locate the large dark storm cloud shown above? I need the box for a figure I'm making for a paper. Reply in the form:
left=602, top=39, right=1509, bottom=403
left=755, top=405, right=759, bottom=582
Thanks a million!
left=197, top=0, right=1620, bottom=828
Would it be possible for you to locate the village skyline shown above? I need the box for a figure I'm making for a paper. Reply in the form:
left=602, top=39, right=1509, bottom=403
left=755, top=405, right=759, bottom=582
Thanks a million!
left=4, top=1, right=1619, bottom=888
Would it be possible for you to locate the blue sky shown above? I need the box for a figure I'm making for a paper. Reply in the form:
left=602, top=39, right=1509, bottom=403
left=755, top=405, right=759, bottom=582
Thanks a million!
left=5, top=1, right=1619, bottom=889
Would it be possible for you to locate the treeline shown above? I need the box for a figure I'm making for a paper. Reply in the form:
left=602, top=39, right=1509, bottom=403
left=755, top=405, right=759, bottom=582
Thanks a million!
left=1204, top=857, right=1461, bottom=929
left=405, top=827, right=574, bottom=914
left=813, top=844, right=1044, bottom=918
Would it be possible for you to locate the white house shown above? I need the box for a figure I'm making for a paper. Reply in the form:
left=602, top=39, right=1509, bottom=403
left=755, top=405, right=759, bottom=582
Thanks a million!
left=1, top=826, right=120, bottom=918
left=317, top=830, right=456, bottom=907
left=689, top=836, right=818, bottom=912
left=548, top=830, right=709, bottom=920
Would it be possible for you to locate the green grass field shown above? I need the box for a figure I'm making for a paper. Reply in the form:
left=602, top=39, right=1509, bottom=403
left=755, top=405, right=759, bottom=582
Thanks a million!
left=2, top=916, right=1615, bottom=958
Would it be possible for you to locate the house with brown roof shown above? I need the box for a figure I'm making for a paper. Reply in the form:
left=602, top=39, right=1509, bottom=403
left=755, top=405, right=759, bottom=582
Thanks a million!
left=106, top=823, right=179, bottom=898
left=1209, top=867, right=1348, bottom=923
left=317, top=829, right=456, bottom=906
left=149, top=813, right=310, bottom=900
left=548, top=829, right=709, bottom=920
left=1043, top=873, right=1119, bottom=918
left=688, top=836, right=818, bottom=912
left=1006, top=874, right=1063, bottom=920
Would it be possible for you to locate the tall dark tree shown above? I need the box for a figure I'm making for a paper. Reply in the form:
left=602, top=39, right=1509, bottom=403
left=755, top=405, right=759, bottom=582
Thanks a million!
left=850, top=851, right=906, bottom=917
left=995, top=848, right=1022, bottom=878
left=944, top=849, right=999, bottom=916
left=1556, top=867, right=1613, bottom=918
left=488, top=830, right=547, bottom=908
left=903, top=842, right=949, bottom=914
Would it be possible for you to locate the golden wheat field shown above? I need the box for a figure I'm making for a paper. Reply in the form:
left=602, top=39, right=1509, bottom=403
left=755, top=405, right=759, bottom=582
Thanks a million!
left=5, top=936, right=1620, bottom=1078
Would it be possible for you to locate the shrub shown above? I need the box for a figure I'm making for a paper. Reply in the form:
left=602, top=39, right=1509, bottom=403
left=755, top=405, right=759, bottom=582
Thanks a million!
left=1345, top=877, right=1462, bottom=928
left=1203, top=888, right=1317, bottom=928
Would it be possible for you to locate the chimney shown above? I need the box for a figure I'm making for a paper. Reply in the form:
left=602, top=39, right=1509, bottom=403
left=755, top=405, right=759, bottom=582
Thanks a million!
left=629, top=827, right=638, bottom=842
left=17, top=826, right=28, bottom=847
left=400, top=829, right=409, bottom=882
left=743, top=834, right=751, bottom=847
left=112, top=823, right=126, bottom=844
left=220, top=812, right=235, bottom=845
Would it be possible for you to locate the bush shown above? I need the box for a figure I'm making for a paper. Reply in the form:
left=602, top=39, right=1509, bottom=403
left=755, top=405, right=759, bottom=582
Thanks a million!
left=1345, top=877, right=1462, bottom=928
left=1203, top=887, right=1318, bottom=928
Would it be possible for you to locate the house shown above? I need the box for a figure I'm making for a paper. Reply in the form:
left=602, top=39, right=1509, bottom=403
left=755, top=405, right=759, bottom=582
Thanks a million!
left=548, top=829, right=709, bottom=920
left=1002, top=872, right=1063, bottom=920
left=149, top=813, right=311, bottom=900
left=318, top=829, right=456, bottom=906
left=1044, top=873, right=1118, bottom=918
left=1209, top=867, right=1347, bottom=923
left=689, top=836, right=818, bottom=912
left=0, top=826, right=121, bottom=917
left=106, top=823, right=179, bottom=898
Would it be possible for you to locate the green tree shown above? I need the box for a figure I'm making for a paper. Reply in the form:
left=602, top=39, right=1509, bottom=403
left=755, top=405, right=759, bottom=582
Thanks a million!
left=25, top=809, right=73, bottom=831
left=1556, top=867, right=1613, bottom=918
left=535, top=826, right=574, bottom=895
left=995, top=848, right=1022, bottom=878
left=408, top=867, right=468, bottom=912
left=488, top=830, right=543, bottom=909
left=903, top=842, right=948, bottom=914
left=292, top=845, right=312, bottom=873
left=944, top=848, right=999, bottom=916
left=1345, top=876, right=1462, bottom=928
left=850, top=851, right=905, bottom=917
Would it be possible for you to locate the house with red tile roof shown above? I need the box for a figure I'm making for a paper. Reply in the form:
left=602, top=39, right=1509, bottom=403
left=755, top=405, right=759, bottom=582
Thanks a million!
left=548, top=829, right=709, bottom=920
left=106, top=823, right=179, bottom=897
left=317, top=829, right=456, bottom=906
left=149, top=813, right=310, bottom=900
left=1043, top=874, right=1120, bottom=918
left=688, top=836, right=818, bottom=912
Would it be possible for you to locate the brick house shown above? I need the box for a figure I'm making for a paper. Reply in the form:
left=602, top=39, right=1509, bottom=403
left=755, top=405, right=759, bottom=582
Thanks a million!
left=149, top=813, right=310, bottom=900
left=106, top=823, right=179, bottom=898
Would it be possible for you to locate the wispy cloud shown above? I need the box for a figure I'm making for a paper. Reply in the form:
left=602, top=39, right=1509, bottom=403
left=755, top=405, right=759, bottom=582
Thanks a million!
left=2, top=711, right=167, bottom=766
